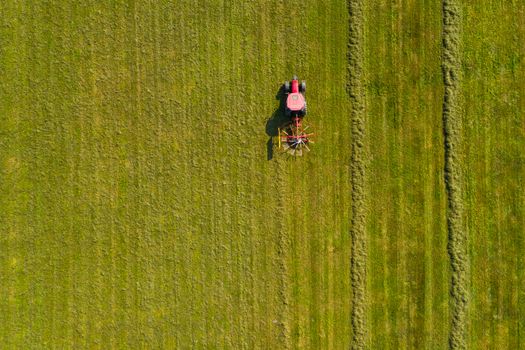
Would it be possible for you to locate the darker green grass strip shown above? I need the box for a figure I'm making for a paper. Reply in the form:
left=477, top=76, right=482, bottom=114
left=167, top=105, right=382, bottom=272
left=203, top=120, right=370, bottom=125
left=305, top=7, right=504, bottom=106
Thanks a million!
left=347, top=0, right=367, bottom=349
left=442, top=1, right=468, bottom=349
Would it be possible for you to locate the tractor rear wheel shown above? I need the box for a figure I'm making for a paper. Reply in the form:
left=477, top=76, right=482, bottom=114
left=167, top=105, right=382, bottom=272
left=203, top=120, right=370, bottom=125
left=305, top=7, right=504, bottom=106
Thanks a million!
left=284, top=81, right=290, bottom=93
left=300, top=81, right=306, bottom=93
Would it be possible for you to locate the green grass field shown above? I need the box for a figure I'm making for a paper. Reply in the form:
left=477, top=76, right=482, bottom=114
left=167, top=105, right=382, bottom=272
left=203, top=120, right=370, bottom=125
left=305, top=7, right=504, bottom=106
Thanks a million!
left=1, top=1, right=524, bottom=349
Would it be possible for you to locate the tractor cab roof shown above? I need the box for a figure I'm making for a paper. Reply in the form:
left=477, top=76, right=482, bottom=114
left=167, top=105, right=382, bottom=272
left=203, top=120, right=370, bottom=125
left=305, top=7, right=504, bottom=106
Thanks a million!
left=286, top=92, right=306, bottom=111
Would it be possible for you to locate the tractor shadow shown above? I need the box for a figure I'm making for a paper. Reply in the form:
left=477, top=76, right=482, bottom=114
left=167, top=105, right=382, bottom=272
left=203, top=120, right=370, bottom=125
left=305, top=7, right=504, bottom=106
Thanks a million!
left=266, top=84, right=290, bottom=160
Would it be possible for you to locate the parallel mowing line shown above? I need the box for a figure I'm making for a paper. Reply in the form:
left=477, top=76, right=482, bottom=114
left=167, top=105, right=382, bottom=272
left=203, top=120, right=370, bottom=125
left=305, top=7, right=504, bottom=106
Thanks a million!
left=276, top=159, right=292, bottom=349
left=441, top=1, right=468, bottom=349
left=347, top=0, right=367, bottom=349
left=274, top=1, right=291, bottom=348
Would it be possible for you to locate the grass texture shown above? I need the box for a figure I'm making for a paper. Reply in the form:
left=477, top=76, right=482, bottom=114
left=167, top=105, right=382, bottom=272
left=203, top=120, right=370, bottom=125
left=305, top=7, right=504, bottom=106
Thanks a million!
left=1, top=1, right=524, bottom=349
left=0, top=1, right=351, bottom=348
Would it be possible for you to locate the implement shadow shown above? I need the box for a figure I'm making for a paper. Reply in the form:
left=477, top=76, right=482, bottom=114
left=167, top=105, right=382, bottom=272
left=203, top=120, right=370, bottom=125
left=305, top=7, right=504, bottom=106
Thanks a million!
left=266, top=85, right=290, bottom=160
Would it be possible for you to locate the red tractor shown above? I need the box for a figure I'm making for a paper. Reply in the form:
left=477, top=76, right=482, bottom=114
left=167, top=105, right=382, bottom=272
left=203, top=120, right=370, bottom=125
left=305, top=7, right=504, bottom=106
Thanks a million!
left=278, top=75, right=313, bottom=156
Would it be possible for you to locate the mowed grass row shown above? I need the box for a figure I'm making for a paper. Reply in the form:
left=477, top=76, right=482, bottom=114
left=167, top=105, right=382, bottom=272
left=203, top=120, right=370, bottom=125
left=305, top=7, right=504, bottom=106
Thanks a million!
left=364, top=0, right=450, bottom=348
left=346, top=0, right=367, bottom=349
left=287, top=1, right=352, bottom=348
left=442, top=0, right=466, bottom=348
left=462, top=1, right=525, bottom=348
left=0, top=0, right=351, bottom=348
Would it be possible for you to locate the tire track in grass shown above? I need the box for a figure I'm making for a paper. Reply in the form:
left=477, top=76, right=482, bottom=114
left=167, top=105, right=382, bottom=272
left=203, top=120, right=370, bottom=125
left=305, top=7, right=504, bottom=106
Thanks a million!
left=284, top=2, right=309, bottom=347
left=34, top=4, right=65, bottom=345
left=261, top=2, right=291, bottom=347
left=0, top=8, right=26, bottom=347
left=251, top=4, right=273, bottom=340
left=272, top=1, right=292, bottom=347
left=195, top=4, right=214, bottom=348
left=201, top=2, right=235, bottom=344
left=274, top=51, right=291, bottom=350
left=137, top=3, right=163, bottom=344
left=74, top=11, right=95, bottom=346
left=230, top=3, right=253, bottom=347
left=46, top=3, right=86, bottom=346
left=441, top=1, right=467, bottom=349
left=54, top=5, right=86, bottom=346
left=237, top=4, right=258, bottom=346
left=90, top=6, right=121, bottom=346
left=247, top=4, right=275, bottom=346
left=364, top=1, right=391, bottom=346
left=169, top=3, right=192, bottom=347
left=305, top=1, right=352, bottom=347
left=216, top=3, right=236, bottom=347
left=209, top=55, right=236, bottom=346
left=218, top=2, right=253, bottom=346
left=418, top=0, right=451, bottom=343
left=189, top=4, right=209, bottom=346
left=21, top=5, right=46, bottom=343
left=149, top=3, right=168, bottom=345
left=221, top=3, right=239, bottom=344
left=308, top=4, right=332, bottom=345
left=127, top=1, right=157, bottom=344
left=392, top=2, right=409, bottom=346
left=184, top=6, right=209, bottom=344
left=158, top=4, right=185, bottom=346
left=66, top=5, right=88, bottom=344
left=397, top=1, right=433, bottom=346
left=251, top=3, right=278, bottom=347
left=113, top=4, right=137, bottom=346
left=419, top=2, right=438, bottom=345
left=517, top=6, right=525, bottom=345
left=306, top=2, right=323, bottom=347
left=209, top=8, right=228, bottom=344
left=376, top=4, right=401, bottom=347
left=87, top=9, right=108, bottom=345
left=397, top=4, right=411, bottom=347
left=462, top=2, right=525, bottom=348
left=103, top=7, right=124, bottom=341
left=347, top=0, right=367, bottom=348
left=336, top=2, right=354, bottom=346
left=306, top=4, right=324, bottom=347
left=0, top=3, right=32, bottom=345
left=124, top=4, right=140, bottom=345
left=275, top=158, right=292, bottom=350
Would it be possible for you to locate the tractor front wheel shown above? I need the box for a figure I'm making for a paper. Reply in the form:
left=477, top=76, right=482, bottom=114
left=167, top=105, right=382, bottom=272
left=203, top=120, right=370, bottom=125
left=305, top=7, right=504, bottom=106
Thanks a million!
left=300, top=81, right=306, bottom=93
left=284, top=81, right=290, bottom=93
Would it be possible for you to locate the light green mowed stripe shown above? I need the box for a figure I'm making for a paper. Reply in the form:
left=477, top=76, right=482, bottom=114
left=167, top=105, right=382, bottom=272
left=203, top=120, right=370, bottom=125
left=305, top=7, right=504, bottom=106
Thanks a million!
left=292, top=1, right=351, bottom=348
left=462, top=1, right=525, bottom=349
left=365, top=0, right=449, bottom=349
left=0, top=2, right=35, bottom=345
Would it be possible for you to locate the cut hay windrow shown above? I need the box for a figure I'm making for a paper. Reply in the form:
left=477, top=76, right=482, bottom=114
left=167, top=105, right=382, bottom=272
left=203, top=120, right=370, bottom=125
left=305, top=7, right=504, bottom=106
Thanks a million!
left=347, top=0, right=367, bottom=349
left=276, top=158, right=292, bottom=349
left=441, top=1, right=468, bottom=349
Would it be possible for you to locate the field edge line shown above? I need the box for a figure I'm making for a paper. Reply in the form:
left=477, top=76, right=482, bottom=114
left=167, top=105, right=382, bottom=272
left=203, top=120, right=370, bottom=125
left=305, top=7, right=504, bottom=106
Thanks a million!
left=347, top=0, right=368, bottom=349
left=441, top=1, right=468, bottom=349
